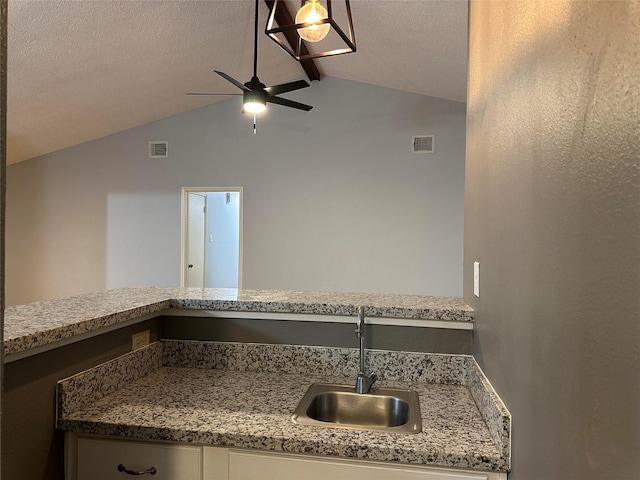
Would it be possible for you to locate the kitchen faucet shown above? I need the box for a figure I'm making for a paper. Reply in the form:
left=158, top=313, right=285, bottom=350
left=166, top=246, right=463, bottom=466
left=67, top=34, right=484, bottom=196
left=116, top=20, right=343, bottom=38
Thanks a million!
left=355, top=306, right=377, bottom=394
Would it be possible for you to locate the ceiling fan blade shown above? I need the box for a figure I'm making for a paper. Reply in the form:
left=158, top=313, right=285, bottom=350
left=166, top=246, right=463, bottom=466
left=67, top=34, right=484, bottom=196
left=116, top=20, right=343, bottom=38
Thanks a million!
left=186, top=93, right=242, bottom=96
left=265, top=80, right=310, bottom=97
left=214, top=70, right=251, bottom=92
left=267, top=96, right=313, bottom=111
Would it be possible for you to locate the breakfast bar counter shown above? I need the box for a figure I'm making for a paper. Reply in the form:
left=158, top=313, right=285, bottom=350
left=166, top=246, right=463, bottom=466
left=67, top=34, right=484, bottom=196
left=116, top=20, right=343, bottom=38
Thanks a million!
left=4, top=286, right=474, bottom=358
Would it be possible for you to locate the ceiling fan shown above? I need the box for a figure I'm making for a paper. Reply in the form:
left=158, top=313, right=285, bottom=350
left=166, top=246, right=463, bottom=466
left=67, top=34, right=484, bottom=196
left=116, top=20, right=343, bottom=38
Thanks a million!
left=187, top=0, right=313, bottom=132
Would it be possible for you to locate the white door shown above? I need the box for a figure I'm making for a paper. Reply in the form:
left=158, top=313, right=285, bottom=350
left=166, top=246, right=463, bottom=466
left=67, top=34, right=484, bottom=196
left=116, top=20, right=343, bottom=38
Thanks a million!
left=187, top=193, right=206, bottom=287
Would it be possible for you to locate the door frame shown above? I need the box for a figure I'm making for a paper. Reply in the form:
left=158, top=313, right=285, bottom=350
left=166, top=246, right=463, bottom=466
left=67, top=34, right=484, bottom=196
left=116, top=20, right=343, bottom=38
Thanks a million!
left=180, top=186, right=244, bottom=289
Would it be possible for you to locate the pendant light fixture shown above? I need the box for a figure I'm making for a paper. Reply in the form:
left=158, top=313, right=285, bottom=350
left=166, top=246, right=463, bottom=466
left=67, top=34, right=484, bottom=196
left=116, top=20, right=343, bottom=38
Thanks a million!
left=266, top=0, right=356, bottom=61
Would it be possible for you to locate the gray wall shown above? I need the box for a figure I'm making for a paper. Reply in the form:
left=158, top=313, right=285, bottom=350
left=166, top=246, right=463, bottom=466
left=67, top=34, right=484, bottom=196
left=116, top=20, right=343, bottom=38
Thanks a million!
left=6, top=76, right=466, bottom=306
left=163, top=316, right=472, bottom=355
left=1, top=1, right=7, bottom=476
left=465, top=2, right=640, bottom=479
left=3, top=319, right=162, bottom=480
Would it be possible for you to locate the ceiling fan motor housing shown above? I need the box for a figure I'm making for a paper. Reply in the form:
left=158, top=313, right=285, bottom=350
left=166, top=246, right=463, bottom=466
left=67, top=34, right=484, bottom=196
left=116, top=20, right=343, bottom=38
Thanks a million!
left=243, top=89, right=268, bottom=105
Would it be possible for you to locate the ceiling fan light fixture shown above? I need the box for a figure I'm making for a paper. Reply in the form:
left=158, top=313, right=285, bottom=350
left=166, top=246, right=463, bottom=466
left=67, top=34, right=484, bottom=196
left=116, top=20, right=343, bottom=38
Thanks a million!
left=187, top=0, right=313, bottom=127
left=266, top=0, right=356, bottom=61
left=295, top=0, right=330, bottom=43
left=243, top=91, right=267, bottom=113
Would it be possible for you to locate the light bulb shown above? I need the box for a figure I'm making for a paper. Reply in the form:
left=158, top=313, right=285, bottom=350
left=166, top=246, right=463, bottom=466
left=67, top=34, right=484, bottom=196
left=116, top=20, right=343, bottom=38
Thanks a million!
left=243, top=101, right=266, bottom=114
left=295, top=0, right=330, bottom=43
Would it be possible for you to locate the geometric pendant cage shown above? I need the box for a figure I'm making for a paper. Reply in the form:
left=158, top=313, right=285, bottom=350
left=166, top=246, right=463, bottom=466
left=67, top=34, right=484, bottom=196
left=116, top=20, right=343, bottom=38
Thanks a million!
left=266, top=0, right=356, bottom=61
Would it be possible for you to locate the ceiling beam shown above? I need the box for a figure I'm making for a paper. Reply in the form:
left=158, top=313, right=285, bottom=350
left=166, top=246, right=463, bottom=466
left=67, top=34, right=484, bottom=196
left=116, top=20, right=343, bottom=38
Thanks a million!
left=263, top=0, right=321, bottom=82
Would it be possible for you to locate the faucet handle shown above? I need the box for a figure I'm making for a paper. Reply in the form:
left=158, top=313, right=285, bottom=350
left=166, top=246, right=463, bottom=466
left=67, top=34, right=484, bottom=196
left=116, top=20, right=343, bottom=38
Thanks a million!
left=355, top=371, right=378, bottom=394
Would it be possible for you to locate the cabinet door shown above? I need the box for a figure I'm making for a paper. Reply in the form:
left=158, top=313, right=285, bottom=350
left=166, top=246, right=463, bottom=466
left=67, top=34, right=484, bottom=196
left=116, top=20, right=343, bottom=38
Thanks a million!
left=77, top=437, right=202, bottom=480
left=228, top=450, right=490, bottom=480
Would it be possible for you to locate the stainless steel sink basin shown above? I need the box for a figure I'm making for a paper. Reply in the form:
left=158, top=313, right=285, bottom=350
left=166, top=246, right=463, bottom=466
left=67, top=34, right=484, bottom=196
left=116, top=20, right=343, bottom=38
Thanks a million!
left=291, top=383, right=422, bottom=434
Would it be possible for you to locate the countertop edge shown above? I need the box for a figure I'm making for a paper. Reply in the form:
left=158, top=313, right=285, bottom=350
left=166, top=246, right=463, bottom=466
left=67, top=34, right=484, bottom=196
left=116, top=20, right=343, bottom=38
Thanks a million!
left=57, top=419, right=509, bottom=473
left=5, top=287, right=474, bottom=357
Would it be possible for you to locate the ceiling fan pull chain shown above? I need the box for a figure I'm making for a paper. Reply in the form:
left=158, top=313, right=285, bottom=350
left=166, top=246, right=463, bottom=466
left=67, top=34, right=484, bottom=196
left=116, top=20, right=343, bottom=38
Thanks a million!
left=253, top=112, right=257, bottom=134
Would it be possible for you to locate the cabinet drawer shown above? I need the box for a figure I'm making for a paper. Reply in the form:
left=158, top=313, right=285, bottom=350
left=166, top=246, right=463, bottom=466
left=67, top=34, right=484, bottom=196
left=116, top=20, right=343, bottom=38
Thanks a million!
left=77, top=437, right=202, bottom=480
left=228, top=450, right=490, bottom=480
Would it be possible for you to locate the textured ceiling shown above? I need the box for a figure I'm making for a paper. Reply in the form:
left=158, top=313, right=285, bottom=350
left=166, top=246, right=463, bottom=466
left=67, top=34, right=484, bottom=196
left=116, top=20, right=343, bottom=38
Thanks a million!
left=7, top=0, right=468, bottom=165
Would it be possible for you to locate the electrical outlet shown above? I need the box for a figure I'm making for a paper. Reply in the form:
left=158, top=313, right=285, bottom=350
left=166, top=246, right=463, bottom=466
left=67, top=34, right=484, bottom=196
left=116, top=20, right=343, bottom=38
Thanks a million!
left=132, top=330, right=150, bottom=350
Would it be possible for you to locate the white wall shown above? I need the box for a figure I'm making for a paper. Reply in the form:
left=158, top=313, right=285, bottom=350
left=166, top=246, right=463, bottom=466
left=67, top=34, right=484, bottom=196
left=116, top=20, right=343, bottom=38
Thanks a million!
left=205, top=191, right=240, bottom=288
left=107, top=192, right=180, bottom=288
left=6, top=77, right=466, bottom=306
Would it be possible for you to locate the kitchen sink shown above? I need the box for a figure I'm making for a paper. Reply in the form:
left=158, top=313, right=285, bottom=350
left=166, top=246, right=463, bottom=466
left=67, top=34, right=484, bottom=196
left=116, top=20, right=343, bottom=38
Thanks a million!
left=291, top=383, right=422, bottom=434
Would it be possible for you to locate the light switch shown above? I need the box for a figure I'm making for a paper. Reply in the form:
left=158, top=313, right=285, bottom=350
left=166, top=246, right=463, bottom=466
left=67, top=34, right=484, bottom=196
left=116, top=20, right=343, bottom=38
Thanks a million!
left=473, top=261, right=480, bottom=297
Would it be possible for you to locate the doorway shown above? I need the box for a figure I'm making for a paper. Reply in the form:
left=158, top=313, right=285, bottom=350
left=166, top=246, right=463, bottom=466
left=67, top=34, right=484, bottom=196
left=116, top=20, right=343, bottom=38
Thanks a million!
left=181, top=187, right=243, bottom=288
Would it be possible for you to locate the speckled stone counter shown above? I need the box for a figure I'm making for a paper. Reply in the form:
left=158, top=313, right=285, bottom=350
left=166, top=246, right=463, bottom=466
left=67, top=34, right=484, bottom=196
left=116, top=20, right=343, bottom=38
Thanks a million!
left=5, top=287, right=474, bottom=358
left=57, top=341, right=510, bottom=473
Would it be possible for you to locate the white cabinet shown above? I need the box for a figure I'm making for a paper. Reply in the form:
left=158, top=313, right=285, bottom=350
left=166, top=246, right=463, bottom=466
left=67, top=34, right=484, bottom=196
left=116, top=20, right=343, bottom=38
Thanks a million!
left=227, top=450, right=504, bottom=480
left=67, top=435, right=506, bottom=480
left=75, top=437, right=202, bottom=480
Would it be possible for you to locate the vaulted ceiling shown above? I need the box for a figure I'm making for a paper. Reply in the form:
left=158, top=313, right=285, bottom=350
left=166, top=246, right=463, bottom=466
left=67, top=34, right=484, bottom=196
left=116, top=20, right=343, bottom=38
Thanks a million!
left=8, top=0, right=468, bottom=165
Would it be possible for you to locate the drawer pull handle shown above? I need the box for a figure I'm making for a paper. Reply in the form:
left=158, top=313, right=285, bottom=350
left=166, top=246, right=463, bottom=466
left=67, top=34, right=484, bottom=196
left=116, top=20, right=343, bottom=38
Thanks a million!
left=117, top=464, right=157, bottom=475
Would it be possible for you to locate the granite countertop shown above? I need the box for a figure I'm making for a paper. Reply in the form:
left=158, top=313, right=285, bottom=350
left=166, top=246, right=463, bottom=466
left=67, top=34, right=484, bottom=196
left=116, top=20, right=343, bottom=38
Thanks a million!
left=4, top=286, right=474, bottom=357
left=57, top=340, right=510, bottom=473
